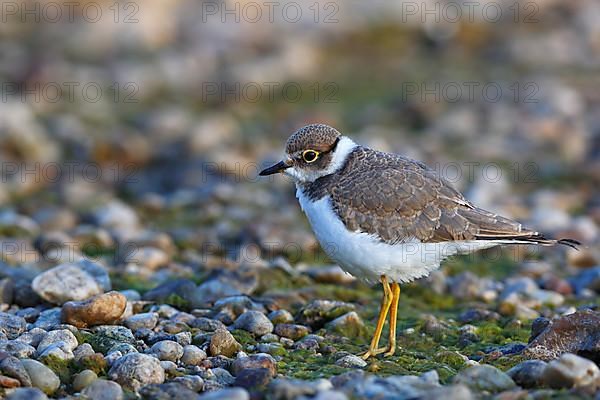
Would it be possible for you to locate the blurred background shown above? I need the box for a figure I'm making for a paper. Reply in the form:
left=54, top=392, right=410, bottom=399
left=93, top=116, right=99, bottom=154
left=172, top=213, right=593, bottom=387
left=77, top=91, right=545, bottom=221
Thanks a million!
left=0, top=0, right=599, bottom=298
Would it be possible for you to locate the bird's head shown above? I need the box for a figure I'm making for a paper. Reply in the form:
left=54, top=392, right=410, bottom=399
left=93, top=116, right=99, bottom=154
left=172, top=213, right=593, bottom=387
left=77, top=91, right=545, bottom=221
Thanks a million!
left=259, top=124, right=357, bottom=183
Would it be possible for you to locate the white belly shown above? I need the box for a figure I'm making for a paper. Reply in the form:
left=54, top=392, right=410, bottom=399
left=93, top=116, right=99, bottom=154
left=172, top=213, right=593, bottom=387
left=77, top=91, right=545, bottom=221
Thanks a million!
left=296, top=189, right=497, bottom=284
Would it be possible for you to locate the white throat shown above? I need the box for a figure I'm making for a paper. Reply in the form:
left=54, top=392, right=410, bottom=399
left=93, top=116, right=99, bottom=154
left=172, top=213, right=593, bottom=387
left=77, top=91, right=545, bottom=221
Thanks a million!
left=284, top=136, right=358, bottom=183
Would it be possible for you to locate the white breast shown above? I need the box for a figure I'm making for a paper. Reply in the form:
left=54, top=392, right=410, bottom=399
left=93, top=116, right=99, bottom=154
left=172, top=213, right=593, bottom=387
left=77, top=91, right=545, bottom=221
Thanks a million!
left=296, top=189, right=498, bottom=284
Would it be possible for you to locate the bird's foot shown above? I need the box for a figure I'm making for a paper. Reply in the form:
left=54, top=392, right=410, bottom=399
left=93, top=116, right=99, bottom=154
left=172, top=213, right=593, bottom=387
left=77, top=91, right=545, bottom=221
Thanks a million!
left=383, top=345, right=396, bottom=357
left=360, top=347, right=387, bottom=360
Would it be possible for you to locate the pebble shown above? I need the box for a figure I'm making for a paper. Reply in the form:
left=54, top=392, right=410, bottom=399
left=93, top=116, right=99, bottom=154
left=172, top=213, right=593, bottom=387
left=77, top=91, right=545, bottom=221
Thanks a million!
left=335, top=354, right=367, bottom=368
left=232, top=353, right=277, bottom=377
left=233, top=311, right=274, bottom=336
left=20, top=359, right=60, bottom=395
left=31, top=263, right=104, bottom=304
left=0, top=341, right=36, bottom=358
left=72, top=369, right=98, bottom=391
left=274, top=324, right=310, bottom=340
left=0, top=355, right=32, bottom=387
left=542, top=353, right=600, bottom=389
left=61, top=291, right=127, bottom=328
left=5, top=388, right=49, bottom=400
left=89, top=325, right=136, bottom=354
left=269, top=378, right=333, bottom=399
left=93, top=201, right=139, bottom=231
left=31, top=309, right=61, bottom=330
left=325, top=312, right=366, bottom=338
left=0, top=278, right=14, bottom=304
left=124, top=246, right=170, bottom=270
left=0, top=312, right=26, bottom=339
left=268, top=310, right=294, bottom=325
left=180, top=344, right=207, bottom=366
left=0, top=375, right=21, bottom=388
left=507, top=360, right=547, bottom=389
left=81, top=379, right=124, bottom=400
left=37, top=329, right=78, bottom=354
left=297, top=300, right=355, bottom=329
left=524, top=310, right=600, bottom=361
left=73, top=343, right=95, bottom=361
left=139, top=382, right=199, bottom=400
left=108, top=353, right=165, bottom=392
left=234, top=367, right=273, bottom=390
left=124, top=312, right=159, bottom=330
left=452, top=364, right=516, bottom=393
left=209, top=329, right=241, bottom=357
left=149, top=340, right=184, bottom=362
left=172, top=375, right=204, bottom=392
left=198, top=387, right=249, bottom=400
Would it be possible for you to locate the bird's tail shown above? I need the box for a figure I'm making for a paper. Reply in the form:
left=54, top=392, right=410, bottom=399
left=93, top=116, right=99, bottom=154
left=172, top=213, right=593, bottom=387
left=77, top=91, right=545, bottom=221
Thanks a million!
left=475, top=233, right=581, bottom=250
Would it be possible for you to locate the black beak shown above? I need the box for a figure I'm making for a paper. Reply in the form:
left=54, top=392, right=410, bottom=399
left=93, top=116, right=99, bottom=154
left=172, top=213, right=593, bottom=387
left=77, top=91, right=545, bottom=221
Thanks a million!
left=259, top=160, right=290, bottom=176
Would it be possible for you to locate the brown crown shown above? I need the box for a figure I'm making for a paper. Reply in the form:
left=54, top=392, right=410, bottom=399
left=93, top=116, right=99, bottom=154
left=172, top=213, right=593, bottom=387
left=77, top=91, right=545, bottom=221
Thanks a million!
left=285, top=124, right=341, bottom=154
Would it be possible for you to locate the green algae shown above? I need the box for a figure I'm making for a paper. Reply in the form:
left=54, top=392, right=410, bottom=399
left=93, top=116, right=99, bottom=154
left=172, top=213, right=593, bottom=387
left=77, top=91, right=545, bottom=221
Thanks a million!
left=110, top=271, right=156, bottom=294
left=41, top=354, right=75, bottom=383
left=231, top=329, right=257, bottom=347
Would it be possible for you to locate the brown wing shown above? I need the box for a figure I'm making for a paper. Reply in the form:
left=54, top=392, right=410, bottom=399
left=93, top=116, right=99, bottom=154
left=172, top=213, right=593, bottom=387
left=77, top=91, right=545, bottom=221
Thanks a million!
left=328, top=148, right=561, bottom=246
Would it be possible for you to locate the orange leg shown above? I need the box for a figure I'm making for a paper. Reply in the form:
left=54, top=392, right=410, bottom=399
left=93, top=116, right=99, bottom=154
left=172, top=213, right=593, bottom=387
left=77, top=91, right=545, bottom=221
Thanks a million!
left=361, top=275, right=393, bottom=360
left=384, top=283, right=400, bottom=357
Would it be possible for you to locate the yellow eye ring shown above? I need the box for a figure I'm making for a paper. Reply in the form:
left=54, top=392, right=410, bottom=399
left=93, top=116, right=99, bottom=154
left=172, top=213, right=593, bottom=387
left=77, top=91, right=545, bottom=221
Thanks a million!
left=302, top=150, right=320, bottom=163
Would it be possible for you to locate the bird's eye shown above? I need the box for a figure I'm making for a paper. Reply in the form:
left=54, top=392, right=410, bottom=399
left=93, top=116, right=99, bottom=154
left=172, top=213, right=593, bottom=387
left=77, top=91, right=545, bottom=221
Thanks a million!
left=302, top=150, right=319, bottom=163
